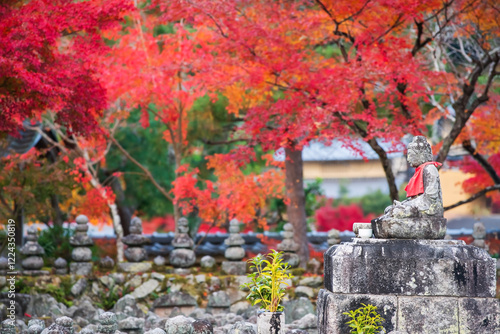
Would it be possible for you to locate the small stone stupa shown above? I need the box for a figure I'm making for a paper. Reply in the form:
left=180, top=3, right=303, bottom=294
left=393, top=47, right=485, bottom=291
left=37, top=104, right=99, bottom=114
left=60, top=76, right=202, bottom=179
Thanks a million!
left=118, top=217, right=152, bottom=273
left=317, top=136, right=500, bottom=333
left=221, top=219, right=247, bottom=275
left=97, top=312, right=118, bottom=334
left=276, top=223, right=300, bottom=268
left=169, top=217, right=196, bottom=275
left=54, top=257, right=68, bottom=275
left=69, top=215, right=94, bottom=276
left=20, top=226, right=49, bottom=276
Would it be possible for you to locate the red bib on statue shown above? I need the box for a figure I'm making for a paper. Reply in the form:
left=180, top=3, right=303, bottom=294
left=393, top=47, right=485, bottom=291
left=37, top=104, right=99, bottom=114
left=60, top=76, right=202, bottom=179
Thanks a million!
left=405, top=162, right=442, bottom=198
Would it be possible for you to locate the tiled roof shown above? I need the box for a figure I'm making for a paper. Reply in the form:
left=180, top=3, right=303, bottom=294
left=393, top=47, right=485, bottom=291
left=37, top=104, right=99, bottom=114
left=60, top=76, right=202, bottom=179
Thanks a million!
left=301, top=139, right=405, bottom=162
left=1, top=120, right=42, bottom=156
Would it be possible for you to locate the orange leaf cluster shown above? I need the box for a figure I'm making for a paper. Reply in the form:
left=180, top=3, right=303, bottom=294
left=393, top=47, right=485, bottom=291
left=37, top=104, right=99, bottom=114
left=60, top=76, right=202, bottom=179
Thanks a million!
left=172, top=154, right=284, bottom=227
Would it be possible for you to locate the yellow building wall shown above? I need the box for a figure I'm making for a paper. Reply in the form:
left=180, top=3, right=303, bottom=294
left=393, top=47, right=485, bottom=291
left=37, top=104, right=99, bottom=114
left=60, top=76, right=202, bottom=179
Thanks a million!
left=304, top=161, right=484, bottom=218
left=440, top=169, right=486, bottom=219
left=303, top=161, right=386, bottom=179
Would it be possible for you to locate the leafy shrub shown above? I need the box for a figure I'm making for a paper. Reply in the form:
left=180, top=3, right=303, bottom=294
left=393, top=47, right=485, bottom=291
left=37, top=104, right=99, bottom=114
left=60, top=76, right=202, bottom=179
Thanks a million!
left=38, top=225, right=73, bottom=262
left=241, top=250, right=293, bottom=312
left=343, top=303, right=385, bottom=334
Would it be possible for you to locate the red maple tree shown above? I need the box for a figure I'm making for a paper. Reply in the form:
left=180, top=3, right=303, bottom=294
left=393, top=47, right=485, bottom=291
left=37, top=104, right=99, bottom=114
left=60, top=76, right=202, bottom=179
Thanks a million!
left=0, top=0, right=130, bottom=135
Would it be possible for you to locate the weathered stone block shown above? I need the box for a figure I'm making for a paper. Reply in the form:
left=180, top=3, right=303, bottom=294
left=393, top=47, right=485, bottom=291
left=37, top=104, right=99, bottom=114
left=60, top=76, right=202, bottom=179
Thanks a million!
left=324, top=239, right=495, bottom=297
left=317, top=290, right=397, bottom=334
left=21, top=257, right=44, bottom=270
left=458, top=297, right=500, bottom=333
left=398, top=296, right=459, bottom=333
left=372, top=216, right=447, bottom=239
left=69, top=262, right=92, bottom=276
left=72, top=247, right=92, bottom=262
left=169, top=249, right=196, bottom=268
left=317, top=290, right=500, bottom=334
left=124, top=247, right=147, bottom=262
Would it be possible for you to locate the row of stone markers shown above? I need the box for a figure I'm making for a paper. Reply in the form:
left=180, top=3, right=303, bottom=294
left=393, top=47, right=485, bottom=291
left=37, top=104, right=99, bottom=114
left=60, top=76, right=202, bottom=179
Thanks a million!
left=15, top=215, right=335, bottom=276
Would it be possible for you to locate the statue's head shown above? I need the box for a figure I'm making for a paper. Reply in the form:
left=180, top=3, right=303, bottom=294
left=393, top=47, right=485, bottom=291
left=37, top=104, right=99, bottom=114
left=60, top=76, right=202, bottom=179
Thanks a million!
left=407, top=136, right=433, bottom=167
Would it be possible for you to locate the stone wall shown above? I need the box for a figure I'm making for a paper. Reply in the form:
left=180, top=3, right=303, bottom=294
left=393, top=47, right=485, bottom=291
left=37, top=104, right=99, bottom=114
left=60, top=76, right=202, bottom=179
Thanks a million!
left=0, top=270, right=324, bottom=334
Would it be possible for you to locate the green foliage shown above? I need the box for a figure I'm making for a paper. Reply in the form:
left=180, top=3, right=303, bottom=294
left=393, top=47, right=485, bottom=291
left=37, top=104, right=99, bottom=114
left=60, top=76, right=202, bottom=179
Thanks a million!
left=95, top=284, right=133, bottom=310
left=15, top=276, right=74, bottom=307
left=44, top=283, right=74, bottom=307
left=271, top=178, right=325, bottom=231
left=241, top=250, right=293, bottom=312
left=343, top=304, right=385, bottom=334
left=0, top=150, right=76, bottom=224
left=334, top=188, right=406, bottom=215
left=38, top=225, right=73, bottom=262
left=358, top=190, right=393, bottom=215
left=305, top=178, right=326, bottom=219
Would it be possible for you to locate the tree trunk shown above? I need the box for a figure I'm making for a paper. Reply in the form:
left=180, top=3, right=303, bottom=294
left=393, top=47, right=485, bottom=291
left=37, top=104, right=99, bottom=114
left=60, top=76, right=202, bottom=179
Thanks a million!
left=366, top=138, right=399, bottom=202
left=13, top=203, right=23, bottom=247
left=108, top=175, right=133, bottom=235
left=50, top=194, right=64, bottom=227
left=173, top=148, right=182, bottom=226
left=109, top=202, right=125, bottom=262
left=284, top=145, right=309, bottom=267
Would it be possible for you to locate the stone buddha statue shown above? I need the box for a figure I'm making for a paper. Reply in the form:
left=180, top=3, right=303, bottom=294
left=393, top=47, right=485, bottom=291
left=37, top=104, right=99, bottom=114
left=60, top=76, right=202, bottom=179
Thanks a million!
left=372, top=136, right=447, bottom=239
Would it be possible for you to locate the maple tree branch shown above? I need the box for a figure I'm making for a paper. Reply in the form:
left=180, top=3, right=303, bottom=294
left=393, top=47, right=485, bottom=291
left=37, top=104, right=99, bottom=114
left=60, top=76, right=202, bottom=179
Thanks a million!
left=462, top=140, right=500, bottom=184
left=193, top=219, right=219, bottom=252
left=371, top=14, right=404, bottom=45
left=314, top=0, right=334, bottom=21
left=185, top=0, right=228, bottom=38
left=337, top=0, right=371, bottom=25
left=436, top=51, right=499, bottom=163
left=444, top=184, right=500, bottom=211
left=411, top=20, right=433, bottom=56
left=109, top=136, right=174, bottom=202
left=335, top=112, right=399, bottom=202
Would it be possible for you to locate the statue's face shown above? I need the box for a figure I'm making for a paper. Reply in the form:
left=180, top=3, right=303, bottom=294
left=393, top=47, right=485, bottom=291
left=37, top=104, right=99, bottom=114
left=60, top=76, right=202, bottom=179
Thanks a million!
left=407, top=147, right=420, bottom=167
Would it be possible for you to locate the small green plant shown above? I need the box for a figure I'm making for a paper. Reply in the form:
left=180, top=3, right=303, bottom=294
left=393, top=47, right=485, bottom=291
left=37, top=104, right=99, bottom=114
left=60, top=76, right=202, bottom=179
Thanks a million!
left=343, top=303, right=385, bottom=334
left=240, top=249, right=293, bottom=312
left=95, top=284, right=134, bottom=310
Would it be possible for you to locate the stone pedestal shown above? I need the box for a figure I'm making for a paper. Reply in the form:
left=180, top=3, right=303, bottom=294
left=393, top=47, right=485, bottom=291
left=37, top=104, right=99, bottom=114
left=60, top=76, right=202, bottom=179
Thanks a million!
left=317, top=238, right=500, bottom=334
left=20, top=227, right=49, bottom=276
left=70, top=215, right=94, bottom=276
